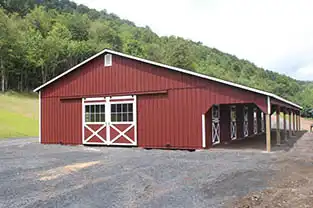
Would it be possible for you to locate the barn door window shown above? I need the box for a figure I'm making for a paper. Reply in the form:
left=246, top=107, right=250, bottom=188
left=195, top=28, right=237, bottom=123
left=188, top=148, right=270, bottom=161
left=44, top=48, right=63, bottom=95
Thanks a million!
left=253, top=108, right=258, bottom=134
left=230, top=106, right=237, bottom=140
left=212, top=105, right=220, bottom=145
left=111, top=103, right=133, bottom=122
left=243, top=106, right=249, bottom=137
left=85, top=104, right=105, bottom=123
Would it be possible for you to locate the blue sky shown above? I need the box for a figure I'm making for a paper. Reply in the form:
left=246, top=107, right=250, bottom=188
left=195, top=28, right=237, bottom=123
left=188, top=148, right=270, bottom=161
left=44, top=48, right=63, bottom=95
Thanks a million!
left=73, top=0, right=313, bottom=81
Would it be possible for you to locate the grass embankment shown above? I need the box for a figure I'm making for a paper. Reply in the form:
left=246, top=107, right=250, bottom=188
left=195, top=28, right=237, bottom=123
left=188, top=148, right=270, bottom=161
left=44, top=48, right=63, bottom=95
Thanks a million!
left=0, top=92, right=38, bottom=138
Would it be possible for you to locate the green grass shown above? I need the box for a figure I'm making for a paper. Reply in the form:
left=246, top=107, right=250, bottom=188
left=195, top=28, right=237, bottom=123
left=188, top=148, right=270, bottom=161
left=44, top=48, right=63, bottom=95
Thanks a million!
left=0, top=92, right=38, bottom=138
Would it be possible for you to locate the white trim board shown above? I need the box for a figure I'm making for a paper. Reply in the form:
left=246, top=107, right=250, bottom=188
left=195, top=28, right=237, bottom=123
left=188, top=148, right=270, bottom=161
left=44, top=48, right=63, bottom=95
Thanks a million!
left=202, top=114, right=206, bottom=148
left=38, top=91, right=41, bottom=143
left=33, top=49, right=302, bottom=109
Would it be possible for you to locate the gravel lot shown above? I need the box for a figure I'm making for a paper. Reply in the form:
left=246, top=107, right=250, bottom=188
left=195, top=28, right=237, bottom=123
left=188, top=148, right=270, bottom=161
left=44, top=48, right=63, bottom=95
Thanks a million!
left=0, top=138, right=279, bottom=208
left=230, top=132, right=313, bottom=208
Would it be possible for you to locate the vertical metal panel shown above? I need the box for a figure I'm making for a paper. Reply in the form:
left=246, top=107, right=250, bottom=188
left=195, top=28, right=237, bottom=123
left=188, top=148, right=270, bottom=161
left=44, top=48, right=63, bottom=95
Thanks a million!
left=137, top=89, right=203, bottom=149
left=41, top=97, right=82, bottom=145
left=205, top=108, right=212, bottom=149
left=42, top=55, right=208, bottom=99
left=41, top=97, right=57, bottom=144
left=41, top=54, right=267, bottom=115
left=39, top=91, right=41, bottom=143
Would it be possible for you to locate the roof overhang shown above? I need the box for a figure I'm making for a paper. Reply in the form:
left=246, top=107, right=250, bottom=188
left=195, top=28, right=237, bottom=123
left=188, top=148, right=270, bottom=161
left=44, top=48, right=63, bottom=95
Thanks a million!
left=33, top=49, right=302, bottom=110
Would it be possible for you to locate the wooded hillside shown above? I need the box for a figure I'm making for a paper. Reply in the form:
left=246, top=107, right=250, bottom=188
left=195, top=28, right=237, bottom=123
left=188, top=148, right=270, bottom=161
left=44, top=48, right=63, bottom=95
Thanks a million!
left=0, top=0, right=312, bottom=115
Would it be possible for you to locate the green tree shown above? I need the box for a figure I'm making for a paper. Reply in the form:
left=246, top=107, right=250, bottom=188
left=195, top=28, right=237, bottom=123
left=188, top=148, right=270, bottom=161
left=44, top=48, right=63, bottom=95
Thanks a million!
left=0, top=9, right=10, bottom=92
left=64, top=12, right=90, bottom=41
left=0, top=1, right=312, bottom=113
left=24, top=28, right=47, bottom=83
left=165, top=37, right=195, bottom=70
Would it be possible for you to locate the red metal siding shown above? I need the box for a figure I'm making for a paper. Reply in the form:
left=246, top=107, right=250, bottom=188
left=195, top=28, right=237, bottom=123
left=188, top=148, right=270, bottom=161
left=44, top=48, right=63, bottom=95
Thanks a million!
left=137, top=89, right=203, bottom=149
left=42, top=55, right=208, bottom=98
left=42, top=54, right=267, bottom=111
left=40, top=53, right=269, bottom=148
left=41, top=97, right=81, bottom=145
left=205, top=109, right=212, bottom=148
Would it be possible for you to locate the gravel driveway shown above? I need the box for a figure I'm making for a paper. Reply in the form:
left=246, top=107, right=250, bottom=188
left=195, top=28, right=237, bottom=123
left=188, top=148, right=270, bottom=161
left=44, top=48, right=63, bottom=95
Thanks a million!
left=0, top=138, right=279, bottom=208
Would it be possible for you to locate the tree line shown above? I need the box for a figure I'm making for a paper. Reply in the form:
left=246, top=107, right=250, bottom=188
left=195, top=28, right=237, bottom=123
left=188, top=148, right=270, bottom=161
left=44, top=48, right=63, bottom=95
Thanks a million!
left=0, top=0, right=312, bottom=115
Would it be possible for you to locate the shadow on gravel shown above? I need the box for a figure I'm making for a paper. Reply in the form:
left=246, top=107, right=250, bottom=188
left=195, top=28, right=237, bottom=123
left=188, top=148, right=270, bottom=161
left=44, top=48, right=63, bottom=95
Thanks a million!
left=213, top=130, right=306, bottom=152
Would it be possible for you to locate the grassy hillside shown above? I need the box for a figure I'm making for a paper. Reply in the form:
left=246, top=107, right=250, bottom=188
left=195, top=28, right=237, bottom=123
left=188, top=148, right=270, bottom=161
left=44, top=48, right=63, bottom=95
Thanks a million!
left=0, top=92, right=38, bottom=138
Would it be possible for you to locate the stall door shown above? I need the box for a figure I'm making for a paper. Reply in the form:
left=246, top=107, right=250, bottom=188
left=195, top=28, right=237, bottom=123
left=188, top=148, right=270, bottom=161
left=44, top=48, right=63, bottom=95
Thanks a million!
left=83, top=96, right=137, bottom=146
left=83, top=98, right=108, bottom=145
left=253, top=108, right=258, bottom=134
left=109, top=96, right=137, bottom=146
left=230, top=106, right=237, bottom=140
left=243, top=106, right=249, bottom=137
left=212, top=105, right=220, bottom=145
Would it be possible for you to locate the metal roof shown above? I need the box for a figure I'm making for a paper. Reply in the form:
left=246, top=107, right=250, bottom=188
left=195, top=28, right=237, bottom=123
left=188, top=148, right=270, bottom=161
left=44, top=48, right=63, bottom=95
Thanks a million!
left=34, top=49, right=302, bottom=109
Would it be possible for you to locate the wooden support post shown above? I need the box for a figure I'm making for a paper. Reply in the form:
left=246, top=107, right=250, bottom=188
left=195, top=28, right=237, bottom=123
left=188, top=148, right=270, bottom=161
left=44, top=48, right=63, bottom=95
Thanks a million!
left=266, top=113, right=271, bottom=152
left=266, top=96, right=271, bottom=152
left=292, top=111, right=296, bottom=135
left=289, top=110, right=292, bottom=137
left=298, top=112, right=301, bottom=131
left=276, top=106, right=281, bottom=145
left=297, top=114, right=300, bottom=131
left=295, top=113, right=298, bottom=131
left=283, top=110, right=287, bottom=141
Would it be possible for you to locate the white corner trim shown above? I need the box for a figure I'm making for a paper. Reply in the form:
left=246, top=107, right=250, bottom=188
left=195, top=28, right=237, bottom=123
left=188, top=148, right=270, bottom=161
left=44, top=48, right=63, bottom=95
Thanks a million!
left=202, top=114, right=206, bottom=148
left=133, top=95, right=137, bottom=146
left=267, top=96, right=271, bottom=114
left=33, top=49, right=302, bottom=109
left=82, top=98, right=85, bottom=144
left=38, top=91, right=41, bottom=143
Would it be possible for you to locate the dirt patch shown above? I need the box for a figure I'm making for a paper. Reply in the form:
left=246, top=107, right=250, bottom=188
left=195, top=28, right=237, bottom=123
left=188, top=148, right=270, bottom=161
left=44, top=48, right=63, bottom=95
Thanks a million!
left=39, top=161, right=100, bottom=181
left=227, top=133, right=313, bottom=208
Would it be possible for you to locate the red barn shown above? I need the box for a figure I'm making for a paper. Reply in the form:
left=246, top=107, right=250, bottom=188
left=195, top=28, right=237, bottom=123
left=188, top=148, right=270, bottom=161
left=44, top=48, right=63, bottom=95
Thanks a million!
left=34, top=49, right=302, bottom=151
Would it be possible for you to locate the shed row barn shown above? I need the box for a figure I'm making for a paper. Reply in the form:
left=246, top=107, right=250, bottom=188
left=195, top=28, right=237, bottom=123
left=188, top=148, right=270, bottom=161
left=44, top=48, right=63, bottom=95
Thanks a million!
left=34, top=49, right=302, bottom=151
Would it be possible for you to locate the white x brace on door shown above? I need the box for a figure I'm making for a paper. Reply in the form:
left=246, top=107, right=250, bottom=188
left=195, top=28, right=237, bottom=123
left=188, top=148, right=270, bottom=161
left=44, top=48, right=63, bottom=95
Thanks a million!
left=243, top=106, right=249, bottom=137
left=212, top=105, right=220, bottom=145
left=82, top=95, right=137, bottom=146
left=253, top=108, right=258, bottom=134
left=230, top=106, right=237, bottom=140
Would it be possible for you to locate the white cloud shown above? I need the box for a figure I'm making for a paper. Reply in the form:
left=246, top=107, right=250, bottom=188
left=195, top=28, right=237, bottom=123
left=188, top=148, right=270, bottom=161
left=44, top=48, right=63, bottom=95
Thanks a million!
left=73, top=0, right=313, bottom=80
left=293, top=63, right=313, bottom=80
